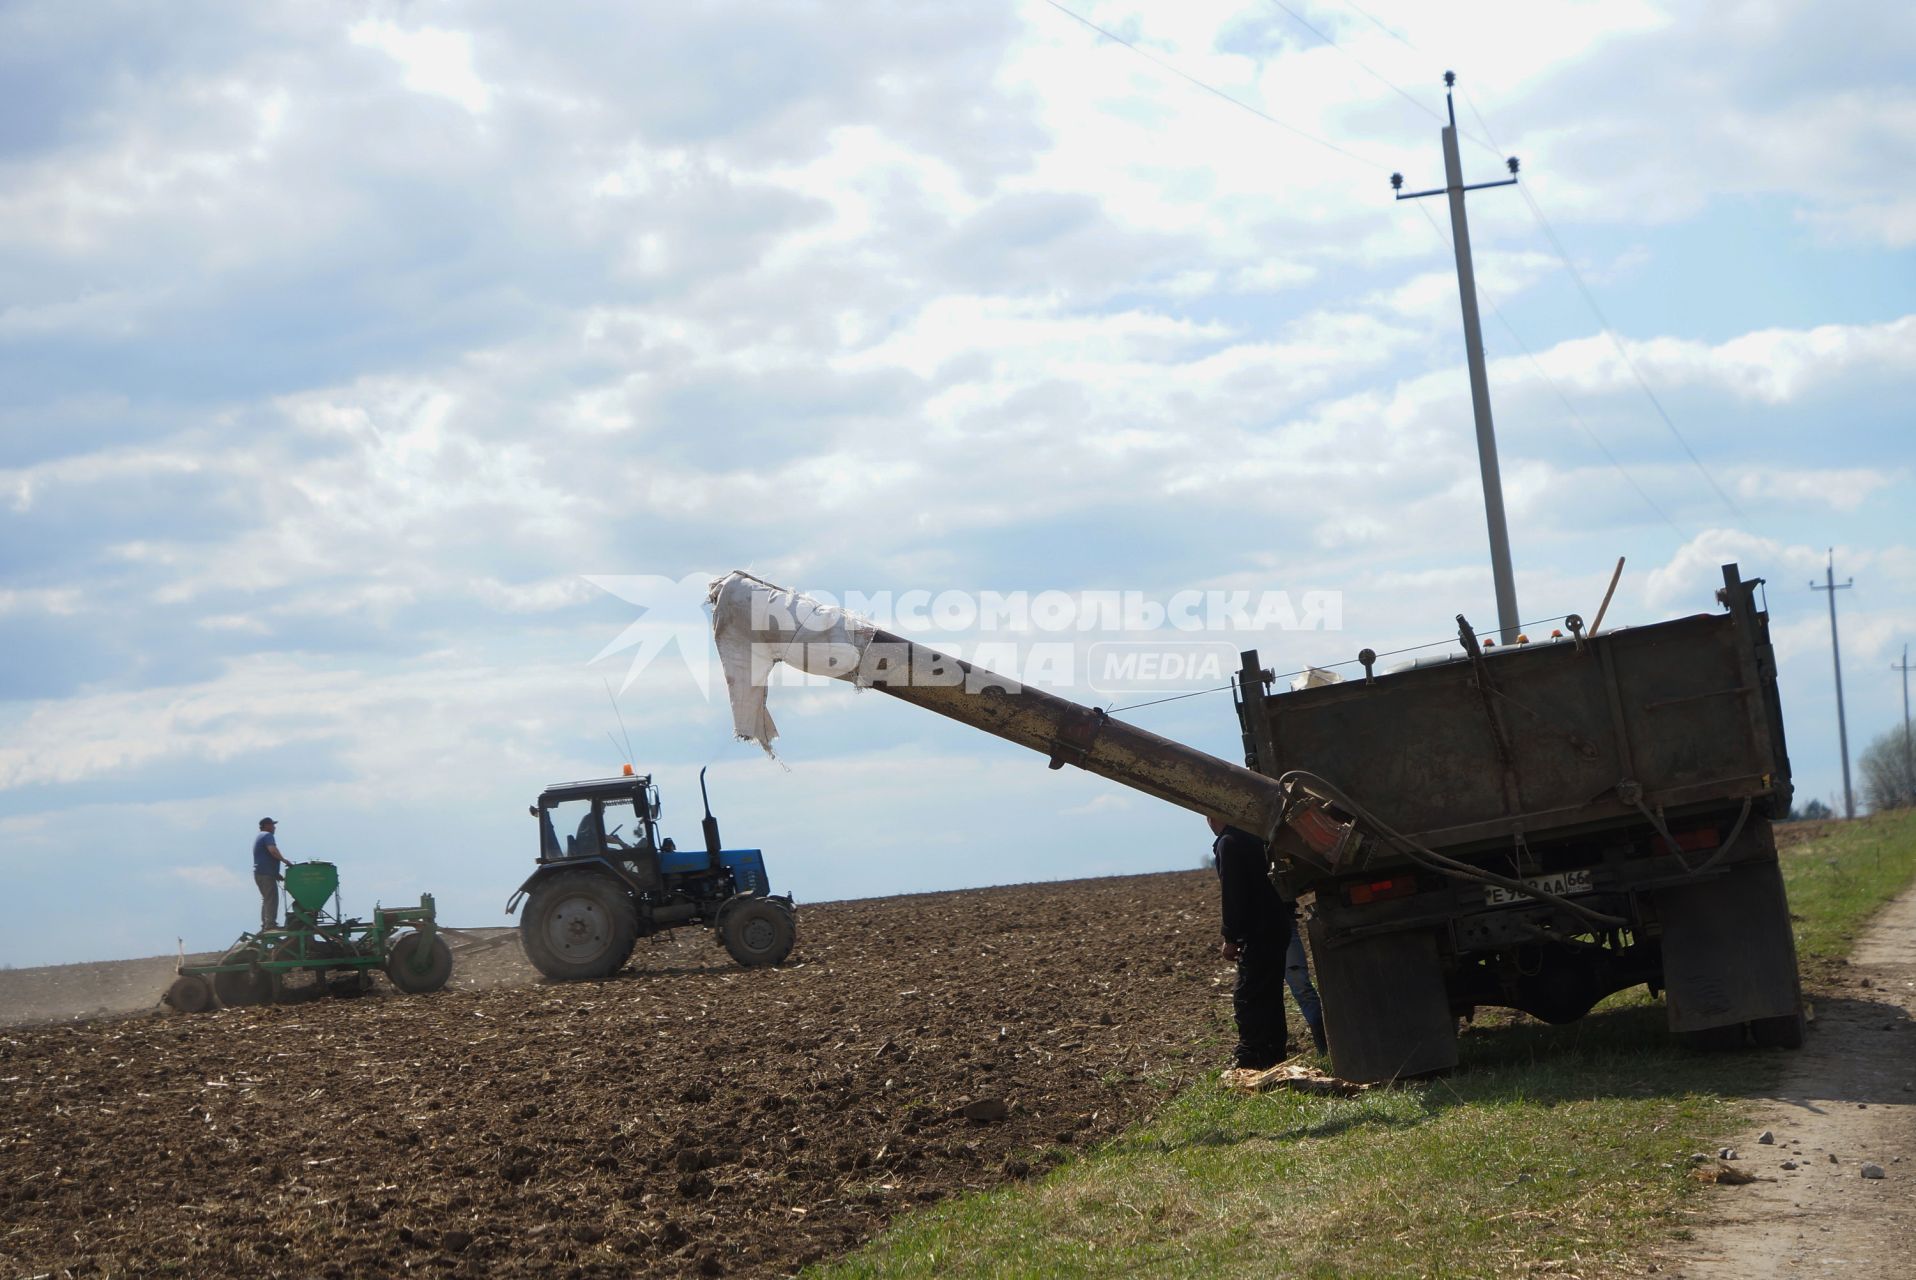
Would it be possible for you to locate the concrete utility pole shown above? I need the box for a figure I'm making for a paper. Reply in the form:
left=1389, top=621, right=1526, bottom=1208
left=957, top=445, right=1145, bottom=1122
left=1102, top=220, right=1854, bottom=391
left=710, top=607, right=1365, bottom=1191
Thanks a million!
left=1393, top=72, right=1523, bottom=645
left=1811, top=549, right=1855, bottom=819
left=1895, top=644, right=1914, bottom=807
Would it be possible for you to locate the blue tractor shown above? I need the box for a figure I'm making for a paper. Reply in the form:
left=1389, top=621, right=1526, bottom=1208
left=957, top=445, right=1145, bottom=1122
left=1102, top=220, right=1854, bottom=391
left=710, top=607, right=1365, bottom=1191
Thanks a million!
left=507, top=768, right=796, bottom=980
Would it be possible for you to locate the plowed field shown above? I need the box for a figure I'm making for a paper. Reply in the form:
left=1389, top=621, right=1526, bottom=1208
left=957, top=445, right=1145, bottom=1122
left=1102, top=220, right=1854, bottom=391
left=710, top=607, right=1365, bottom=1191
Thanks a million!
left=0, top=870, right=1241, bottom=1278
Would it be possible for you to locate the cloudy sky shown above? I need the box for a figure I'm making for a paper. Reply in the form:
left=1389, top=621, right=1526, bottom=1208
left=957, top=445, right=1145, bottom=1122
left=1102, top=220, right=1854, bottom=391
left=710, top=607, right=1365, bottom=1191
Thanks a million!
left=2, top=0, right=1910, bottom=966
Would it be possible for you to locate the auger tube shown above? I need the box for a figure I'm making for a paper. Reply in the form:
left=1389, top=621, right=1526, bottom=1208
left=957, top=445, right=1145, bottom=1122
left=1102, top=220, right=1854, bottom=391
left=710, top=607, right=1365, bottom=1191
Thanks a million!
left=861, top=627, right=1289, bottom=837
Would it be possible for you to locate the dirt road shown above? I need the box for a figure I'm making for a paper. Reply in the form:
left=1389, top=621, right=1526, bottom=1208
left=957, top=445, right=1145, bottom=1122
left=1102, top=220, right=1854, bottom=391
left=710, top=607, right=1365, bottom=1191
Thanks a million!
left=1676, top=885, right=1916, bottom=1276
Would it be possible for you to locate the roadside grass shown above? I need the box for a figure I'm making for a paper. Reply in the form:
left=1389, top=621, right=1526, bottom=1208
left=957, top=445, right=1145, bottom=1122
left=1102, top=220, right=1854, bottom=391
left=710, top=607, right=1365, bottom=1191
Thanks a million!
left=813, top=810, right=1916, bottom=1279
left=1773, top=811, right=1916, bottom=979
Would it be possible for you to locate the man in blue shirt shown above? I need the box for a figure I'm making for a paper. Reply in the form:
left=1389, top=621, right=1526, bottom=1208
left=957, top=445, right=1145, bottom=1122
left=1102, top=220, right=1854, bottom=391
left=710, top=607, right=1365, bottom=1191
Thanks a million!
left=253, top=818, right=292, bottom=931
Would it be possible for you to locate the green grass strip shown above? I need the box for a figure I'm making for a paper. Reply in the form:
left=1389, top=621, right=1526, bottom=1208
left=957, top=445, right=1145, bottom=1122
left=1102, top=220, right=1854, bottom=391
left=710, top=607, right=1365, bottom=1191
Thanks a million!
left=814, top=811, right=1916, bottom=1279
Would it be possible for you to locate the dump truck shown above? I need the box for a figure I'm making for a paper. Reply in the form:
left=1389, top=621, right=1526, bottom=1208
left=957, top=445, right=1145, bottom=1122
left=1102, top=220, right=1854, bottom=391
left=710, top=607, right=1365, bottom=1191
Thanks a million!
left=708, top=564, right=1801, bottom=1083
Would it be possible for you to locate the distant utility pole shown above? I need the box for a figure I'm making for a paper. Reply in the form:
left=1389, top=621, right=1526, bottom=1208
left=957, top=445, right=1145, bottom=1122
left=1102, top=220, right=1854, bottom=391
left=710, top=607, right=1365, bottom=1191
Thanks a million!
left=1895, top=644, right=1914, bottom=807
left=1393, top=71, right=1524, bottom=645
left=1811, top=549, right=1855, bottom=819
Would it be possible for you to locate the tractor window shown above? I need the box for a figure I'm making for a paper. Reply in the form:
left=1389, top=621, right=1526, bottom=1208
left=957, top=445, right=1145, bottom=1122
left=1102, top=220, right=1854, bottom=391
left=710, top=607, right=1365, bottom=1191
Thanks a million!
left=601, top=797, right=651, bottom=853
left=550, top=800, right=600, bottom=860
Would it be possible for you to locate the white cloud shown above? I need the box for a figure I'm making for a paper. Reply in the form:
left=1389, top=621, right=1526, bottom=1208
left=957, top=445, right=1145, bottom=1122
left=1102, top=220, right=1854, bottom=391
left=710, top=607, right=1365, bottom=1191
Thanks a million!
left=348, top=21, right=492, bottom=114
left=1737, top=467, right=1901, bottom=512
left=2, top=450, right=208, bottom=514
left=168, top=864, right=250, bottom=891
left=1643, top=530, right=1914, bottom=611
left=0, top=588, right=82, bottom=617
left=1509, top=317, right=1916, bottom=406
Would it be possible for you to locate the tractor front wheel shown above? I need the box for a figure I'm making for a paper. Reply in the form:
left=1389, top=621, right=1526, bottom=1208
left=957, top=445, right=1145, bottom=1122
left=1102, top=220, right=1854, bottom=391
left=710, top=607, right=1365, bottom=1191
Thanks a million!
left=519, top=872, right=640, bottom=981
left=719, top=898, right=796, bottom=967
left=384, top=931, right=454, bottom=994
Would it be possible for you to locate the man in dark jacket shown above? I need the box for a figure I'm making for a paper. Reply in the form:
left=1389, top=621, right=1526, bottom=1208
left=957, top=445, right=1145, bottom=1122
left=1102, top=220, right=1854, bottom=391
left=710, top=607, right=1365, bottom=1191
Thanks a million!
left=1210, top=815, right=1294, bottom=1069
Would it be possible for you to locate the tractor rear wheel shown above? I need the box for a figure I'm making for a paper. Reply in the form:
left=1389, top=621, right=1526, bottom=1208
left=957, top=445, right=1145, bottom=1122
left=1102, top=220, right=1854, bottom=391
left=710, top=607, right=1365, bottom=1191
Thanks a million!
left=719, top=898, right=796, bottom=967
left=384, top=932, right=454, bottom=994
left=165, top=975, right=214, bottom=1014
left=519, top=872, right=639, bottom=981
left=211, top=947, right=274, bottom=1008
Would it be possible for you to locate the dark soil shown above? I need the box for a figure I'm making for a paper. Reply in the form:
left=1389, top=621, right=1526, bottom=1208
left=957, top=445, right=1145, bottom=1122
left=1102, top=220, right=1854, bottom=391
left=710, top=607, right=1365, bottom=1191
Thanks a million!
left=0, top=870, right=1245, bottom=1278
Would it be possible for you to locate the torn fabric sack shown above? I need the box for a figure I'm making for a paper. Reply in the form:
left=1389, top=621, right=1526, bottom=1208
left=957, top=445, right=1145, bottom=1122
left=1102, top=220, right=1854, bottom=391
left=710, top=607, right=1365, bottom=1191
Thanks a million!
left=708, top=570, right=878, bottom=755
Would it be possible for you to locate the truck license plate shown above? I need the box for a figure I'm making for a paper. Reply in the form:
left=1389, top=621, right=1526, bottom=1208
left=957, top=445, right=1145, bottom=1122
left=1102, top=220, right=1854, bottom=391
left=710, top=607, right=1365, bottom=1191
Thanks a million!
left=1484, top=869, right=1593, bottom=907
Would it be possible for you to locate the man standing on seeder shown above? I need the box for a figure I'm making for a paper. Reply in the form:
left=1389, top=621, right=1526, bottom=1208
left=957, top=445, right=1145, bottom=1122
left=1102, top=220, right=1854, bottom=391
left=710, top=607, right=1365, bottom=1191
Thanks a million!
left=253, top=817, right=293, bottom=931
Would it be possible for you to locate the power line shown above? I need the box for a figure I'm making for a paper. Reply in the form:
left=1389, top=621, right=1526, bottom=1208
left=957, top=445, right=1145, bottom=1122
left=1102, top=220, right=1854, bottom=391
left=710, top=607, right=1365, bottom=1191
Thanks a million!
left=1259, top=0, right=1452, bottom=131
left=1457, top=85, right=1513, bottom=160
left=1286, top=3, right=1724, bottom=529
left=1514, top=183, right=1745, bottom=519
left=1372, top=61, right=1683, bottom=541
left=1110, top=609, right=1592, bottom=715
left=1106, top=683, right=1235, bottom=715
left=1410, top=201, right=1687, bottom=538
left=1038, top=0, right=1392, bottom=171
left=1047, top=0, right=1742, bottom=529
left=1337, top=0, right=1418, bottom=53
left=1448, top=82, right=1744, bottom=521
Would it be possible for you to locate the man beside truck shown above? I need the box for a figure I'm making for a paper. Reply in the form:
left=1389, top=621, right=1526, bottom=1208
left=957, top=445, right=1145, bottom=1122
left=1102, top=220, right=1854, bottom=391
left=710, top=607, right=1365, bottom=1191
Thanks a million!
left=1212, top=816, right=1295, bottom=1069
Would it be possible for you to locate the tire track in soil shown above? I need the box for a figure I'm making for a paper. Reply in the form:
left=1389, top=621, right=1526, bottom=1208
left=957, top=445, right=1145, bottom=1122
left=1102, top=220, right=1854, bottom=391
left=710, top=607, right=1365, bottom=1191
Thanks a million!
left=1674, top=884, right=1916, bottom=1278
left=0, top=870, right=1239, bottom=1278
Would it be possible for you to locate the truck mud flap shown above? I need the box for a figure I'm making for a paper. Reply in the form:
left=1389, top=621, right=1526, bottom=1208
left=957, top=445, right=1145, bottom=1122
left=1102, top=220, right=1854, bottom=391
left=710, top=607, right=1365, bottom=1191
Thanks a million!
left=1308, top=918, right=1457, bottom=1083
left=1651, top=854, right=1802, bottom=1033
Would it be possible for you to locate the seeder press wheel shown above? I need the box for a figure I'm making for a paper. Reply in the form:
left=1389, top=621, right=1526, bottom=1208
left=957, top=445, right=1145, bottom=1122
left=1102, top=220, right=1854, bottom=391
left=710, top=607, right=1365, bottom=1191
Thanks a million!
left=211, top=946, right=275, bottom=1008
left=384, top=931, right=453, bottom=994
left=165, top=974, right=215, bottom=1014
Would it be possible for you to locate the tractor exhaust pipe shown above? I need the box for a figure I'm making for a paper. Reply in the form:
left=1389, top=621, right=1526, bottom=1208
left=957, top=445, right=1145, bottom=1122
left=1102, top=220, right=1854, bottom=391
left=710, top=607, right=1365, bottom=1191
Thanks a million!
left=708, top=572, right=1289, bottom=839
left=699, top=766, right=724, bottom=873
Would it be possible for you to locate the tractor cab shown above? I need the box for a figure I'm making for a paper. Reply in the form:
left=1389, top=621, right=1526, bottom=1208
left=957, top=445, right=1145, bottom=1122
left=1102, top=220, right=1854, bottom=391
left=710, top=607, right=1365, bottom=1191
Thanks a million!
left=531, top=773, right=676, bottom=890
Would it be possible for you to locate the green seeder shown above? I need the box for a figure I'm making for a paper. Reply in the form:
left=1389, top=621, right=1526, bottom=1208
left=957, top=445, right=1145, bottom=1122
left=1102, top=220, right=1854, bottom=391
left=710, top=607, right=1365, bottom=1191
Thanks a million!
left=165, top=861, right=453, bottom=1012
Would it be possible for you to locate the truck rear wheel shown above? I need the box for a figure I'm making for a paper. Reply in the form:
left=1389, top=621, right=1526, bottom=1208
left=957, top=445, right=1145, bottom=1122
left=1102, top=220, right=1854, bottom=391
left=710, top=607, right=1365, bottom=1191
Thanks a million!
left=1677, top=1023, right=1748, bottom=1052
left=1308, top=919, right=1456, bottom=1084
left=1653, top=824, right=1803, bottom=1047
left=1750, top=1011, right=1807, bottom=1049
left=520, top=871, right=639, bottom=981
left=719, top=898, right=795, bottom=967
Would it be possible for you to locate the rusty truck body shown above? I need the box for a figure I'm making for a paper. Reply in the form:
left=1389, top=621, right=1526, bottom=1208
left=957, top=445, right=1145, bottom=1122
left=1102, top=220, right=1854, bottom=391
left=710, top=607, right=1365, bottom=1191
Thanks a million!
left=1232, top=562, right=1800, bottom=1081
left=710, top=563, right=1802, bottom=1083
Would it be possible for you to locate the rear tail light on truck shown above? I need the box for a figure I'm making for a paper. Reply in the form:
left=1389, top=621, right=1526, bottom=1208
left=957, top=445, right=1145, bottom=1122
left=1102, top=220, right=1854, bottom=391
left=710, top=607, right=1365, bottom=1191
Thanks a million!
left=1345, top=874, right=1418, bottom=906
